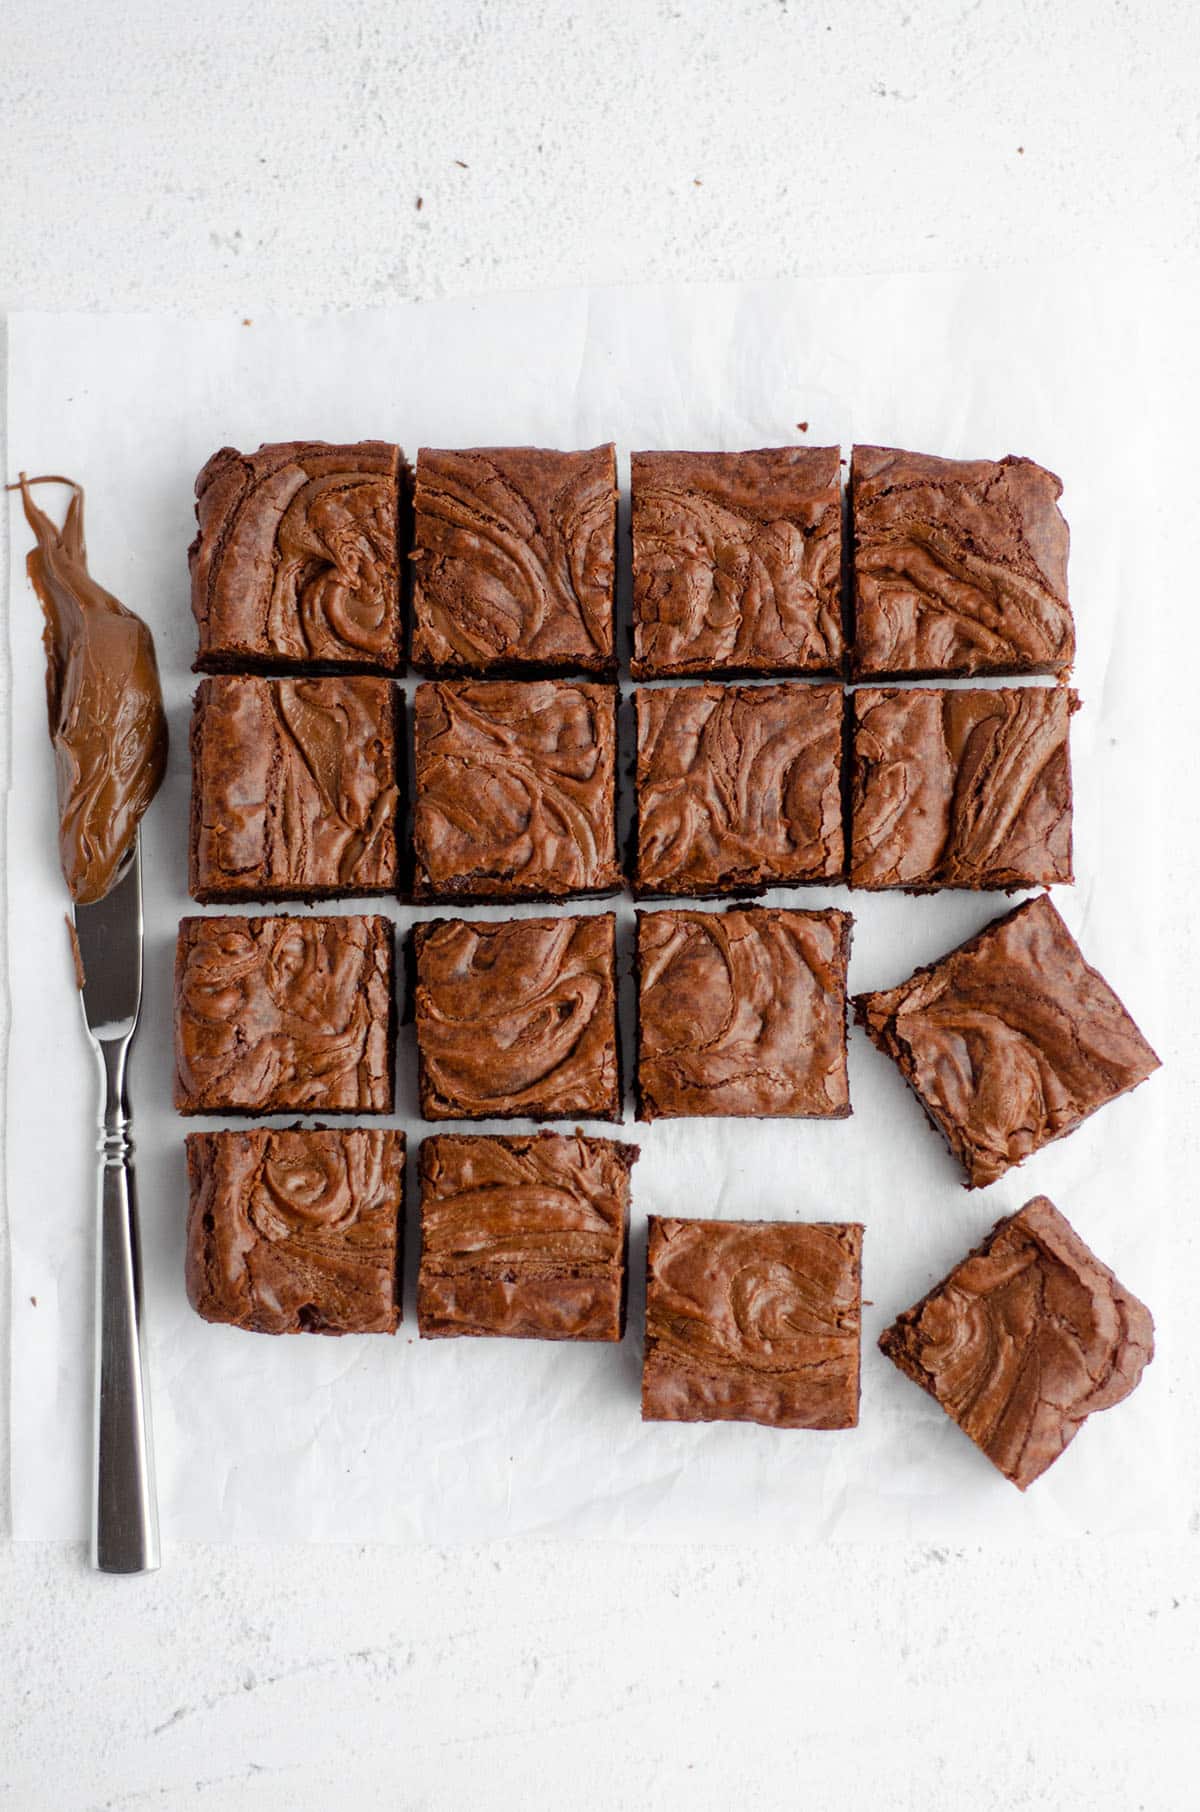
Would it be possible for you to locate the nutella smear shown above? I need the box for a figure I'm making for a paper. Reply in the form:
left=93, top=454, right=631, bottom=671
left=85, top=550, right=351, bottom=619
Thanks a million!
left=10, top=474, right=168, bottom=903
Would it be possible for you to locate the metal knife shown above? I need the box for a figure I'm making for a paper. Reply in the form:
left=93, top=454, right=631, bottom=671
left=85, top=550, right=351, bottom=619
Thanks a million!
left=73, top=834, right=160, bottom=1574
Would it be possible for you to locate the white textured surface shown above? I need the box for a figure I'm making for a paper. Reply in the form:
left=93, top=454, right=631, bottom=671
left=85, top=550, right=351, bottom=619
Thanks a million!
left=1, top=2, right=1199, bottom=1808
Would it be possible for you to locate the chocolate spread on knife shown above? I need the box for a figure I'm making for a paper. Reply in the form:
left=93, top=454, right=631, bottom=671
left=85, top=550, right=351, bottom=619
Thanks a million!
left=9, top=475, right=168, bottom=903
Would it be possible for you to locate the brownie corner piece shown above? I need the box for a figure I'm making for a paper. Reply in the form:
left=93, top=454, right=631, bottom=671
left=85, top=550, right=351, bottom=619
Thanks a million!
left=634, top=681, right=843, bottom=894
left=409, top=444, right=617, bottom=675
left=414, top=913, right=621, bottom=1122
left=412, top=678, right=621, bottom=901
left=642, top=1216, right=863, bottom=1428
left=188, top=674, right=401, bottom=902
left=849, top=684, right=1077, bottom=890
left=850, top=444, right=1074, bottom=679
left=879, top=1195, right=1153, bottom=1488
left=185, top=1127, right=405, bottom=1335
left=417, top=1130, right=638, bottom=1340
left=636, top=906, right=852, bottom=1119
left=189, top=440, right=405, bottom=673
left=854, top=893, right=1160, bottom=1188
left=630, top=446, right=843, bottom=678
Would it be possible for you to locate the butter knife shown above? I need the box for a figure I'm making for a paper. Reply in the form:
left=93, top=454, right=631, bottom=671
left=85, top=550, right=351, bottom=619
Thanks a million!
left=73, top=834, right=160, bottom=1573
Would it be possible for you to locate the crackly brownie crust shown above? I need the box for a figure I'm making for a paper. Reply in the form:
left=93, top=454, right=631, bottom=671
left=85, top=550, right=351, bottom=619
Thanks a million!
left=190, top=441, right=406, bottom=673
left=174, top=914, right=394, bottom=1115
left=188, top=675, right=401, bottom=902
left=634, top=682, right=844, bottom=895
left=850, top=685, right=1077, bottom=891
left=417, top=1131, right=638, bottom=1340
left=879, top=1195, right=1154, bottom=1488
left=854, top=894, right=1161, bottom=1188
left=631, top=447, right=843, bottom=679
left=642, top=1217, right=863, bottom=1428
left=409, top=445, right=617, bottom=675
left=185, top=1128, right=405, bottom=1335
left=636, top=906, right=852, bottom=1120
left=412, top=679, right=622, bottom=901
left=850, top=444, right=1074, bottom=679
left=413, top=913, right=622, bottom=1122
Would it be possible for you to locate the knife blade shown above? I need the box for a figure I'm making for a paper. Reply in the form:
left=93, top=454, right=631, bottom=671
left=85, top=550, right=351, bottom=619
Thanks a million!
left=73, top=834, right=160, bottom=1574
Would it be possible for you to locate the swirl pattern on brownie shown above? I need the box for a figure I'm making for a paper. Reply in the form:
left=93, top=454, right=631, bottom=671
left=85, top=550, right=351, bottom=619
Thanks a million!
left=850, top=685, right=1076, bottom=889
left=174, top=915, right=392, bottom=1113
left=410, top=446, right=617, bottom=672
left=635, top=682, right=843, bottom=893
left=879, top=1196, right=1154, bottom=1489
left=185, top=1128, right=404, bottom=1335
left=851, top=445, right=1074, bottom=677
left=413, top=680, right=620, bottom=899
left=190, top=441, right=402, bottom=669
left=414, top=915, right=621, bottom=1121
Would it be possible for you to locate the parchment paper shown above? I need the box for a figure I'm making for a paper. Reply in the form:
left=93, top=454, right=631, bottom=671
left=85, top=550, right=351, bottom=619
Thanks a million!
left=4, top=272, right=1188, bottom=1544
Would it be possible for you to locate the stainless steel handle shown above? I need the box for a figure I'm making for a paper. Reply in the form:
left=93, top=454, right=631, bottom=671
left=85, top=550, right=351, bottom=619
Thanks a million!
left=92, top=1038, right=160, bottom=1574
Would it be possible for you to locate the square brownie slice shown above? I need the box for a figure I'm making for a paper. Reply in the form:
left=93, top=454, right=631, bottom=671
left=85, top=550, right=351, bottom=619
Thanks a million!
left=417, top=1131, right=638, bottom=1340
left=635, top=682, right=843, bottom=896
left=189, top=675, right=401, bottom=902
left=642, top=1217, right=863, bottom=1428
left=850, top=684, right=1078, bottom=890
left=412, top=679, right=621, bottom=901
left=414, top=913, right=621, bottom=1122
left=880, top=1196, right=1154, bottom=1489
left=174, top=914, right=394, bottom=1115
left=631, top=447, right=843, bottom=678
left=854, top=894, right=1161, bottom=1189
left=185, top=1128, right=405, bottom=1335
left=636, top=906, right=852, bottom=1120
left=409, top=445, right=617, bottom=675
left=850, top=445, right=1074, bottom=679
left=190, top=441, right=406, bottom=673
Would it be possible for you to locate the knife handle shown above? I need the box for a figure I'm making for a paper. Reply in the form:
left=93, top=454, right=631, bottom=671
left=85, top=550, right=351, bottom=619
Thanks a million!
left=92, top=1040, right=160, bottom=1574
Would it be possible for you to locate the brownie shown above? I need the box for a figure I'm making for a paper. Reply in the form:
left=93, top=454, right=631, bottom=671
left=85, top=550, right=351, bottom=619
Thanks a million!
left=189, top=674, right=400, bottom=902
left=189, top=441, right=406, bottom=673
left=634, top=682, right=843, bottom=895
left=854, top=894, right=1161, bottom=1189
left=409, top=445, right=617, bottom=675
left=417, top=1132, right=638, bottom=1340
left=174, top=914, right=394, bottom=1115
left=412, top=679, right=621, bottom=901
left=414, top=913, right=621, bottom=1122
left=185, top=1128, right=405, bottom=1335
left=630, top=447, right=843, bottom=679
left=850, top=684, right=1078, bottom=890
left=642, top=1217, right=863, bottom=1428
left=636, top=906, right=852, bottom=1120
left=880, top=1196, right=1154, bottom=1489
left=850, top=445, right=1074, bottom=679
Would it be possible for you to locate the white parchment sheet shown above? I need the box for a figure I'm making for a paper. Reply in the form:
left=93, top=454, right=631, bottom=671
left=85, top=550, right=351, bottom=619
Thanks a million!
left=4, top=272, right=1191, bottom=1543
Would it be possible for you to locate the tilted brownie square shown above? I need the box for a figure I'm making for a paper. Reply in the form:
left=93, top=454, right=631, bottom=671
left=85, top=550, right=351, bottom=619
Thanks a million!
left=188, top=675, right=401, bottom=902
left=412, top=679, right=621, bottom=901
left=880, top=1195, right=1153, bottom=1489
left=417, top=1132, right=638, bottom=1340
left=413, top=913, right=621, bottom=1122
left=636, top=906, right=852, bottom=1120
left=854, top=894, right=1160, bottom=1189
left=850, top=685, right=1077, bottom=890
left=850, top=445, right=1074, bottom=679
left=185, top=1128, right=405, bottom=1335
left=642, top=1217, right=863, bottom=1428
left=190, top=441, right=406, bottom=673
left=409, top=445, right=617, bottom=675
left=631, top=447, right=843, bottom=678
left=634, top=682, right=843, bottom=895
left=174, top=914, right=394, bottom=1115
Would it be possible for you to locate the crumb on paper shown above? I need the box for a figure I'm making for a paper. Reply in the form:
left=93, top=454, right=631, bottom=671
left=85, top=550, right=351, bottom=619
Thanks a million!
left=242, top=317, right=253, bottom=326
left=797, top=420, right=809, bottom=432
left=693, top=178, right=703, bottom=187
left=454, top=159, right=468, bottom=169
left=30, top=1296, right=37, bottom=1308
left=66, top=915, right=86, bottom=991
left=416, top=196, right=424, bottom=211
left=1017, top=145, right=1025, bottom=154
